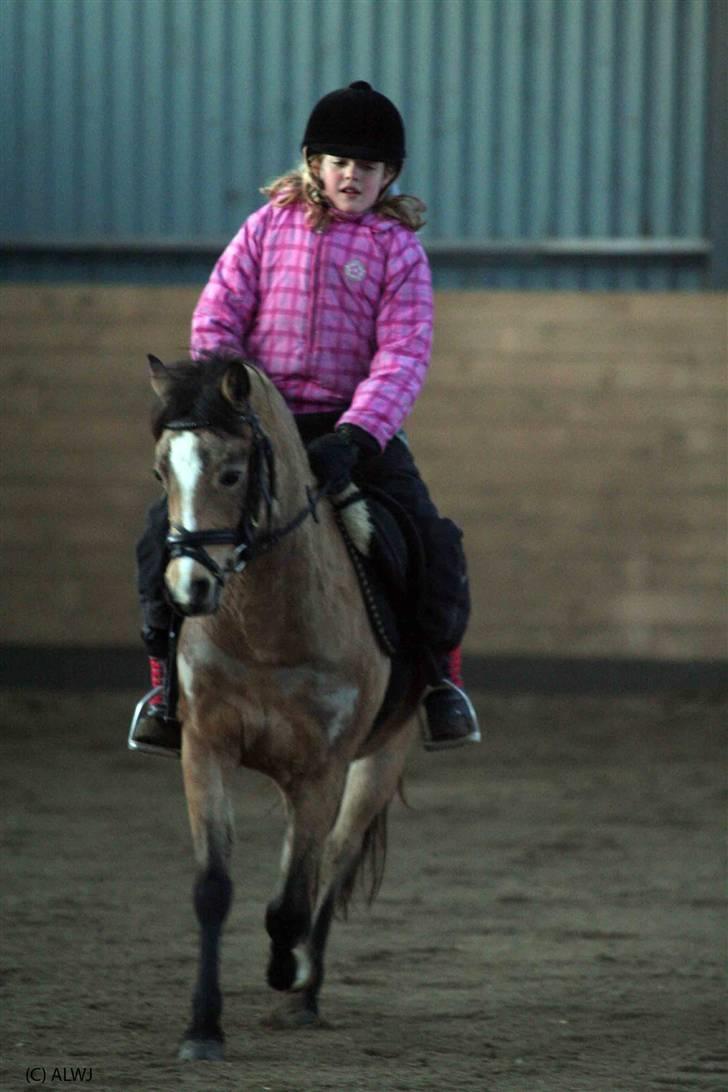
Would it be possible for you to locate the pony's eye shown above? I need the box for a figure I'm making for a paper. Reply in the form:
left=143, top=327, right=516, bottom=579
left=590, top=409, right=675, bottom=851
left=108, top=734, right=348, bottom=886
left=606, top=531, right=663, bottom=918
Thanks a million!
left=219, top=469, right=242, bottom=488
left=153, top=468, right=163, bottom=482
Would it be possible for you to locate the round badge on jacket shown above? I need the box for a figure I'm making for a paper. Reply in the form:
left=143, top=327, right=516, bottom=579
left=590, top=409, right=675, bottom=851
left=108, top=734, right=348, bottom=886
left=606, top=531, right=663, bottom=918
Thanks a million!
left=343, top=259, right=367, bottom=282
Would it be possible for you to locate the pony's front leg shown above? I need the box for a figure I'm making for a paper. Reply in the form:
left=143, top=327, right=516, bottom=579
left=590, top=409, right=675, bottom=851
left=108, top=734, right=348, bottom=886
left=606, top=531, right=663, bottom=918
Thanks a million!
left=265, top=771, right=345, bottom=999
left=178, top=731, right=237, bottom=1062
left=268, top=718, right=418, bottom=1028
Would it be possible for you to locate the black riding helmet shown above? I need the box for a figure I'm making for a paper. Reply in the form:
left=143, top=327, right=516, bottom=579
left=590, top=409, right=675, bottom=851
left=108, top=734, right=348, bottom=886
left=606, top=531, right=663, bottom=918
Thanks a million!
left=302, top=81, right=406, bottom=167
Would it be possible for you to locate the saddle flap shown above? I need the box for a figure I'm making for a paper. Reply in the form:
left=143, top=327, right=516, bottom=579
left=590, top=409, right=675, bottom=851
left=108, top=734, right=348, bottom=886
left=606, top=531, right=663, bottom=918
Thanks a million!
left=366, top=496, right=411, bottom=594
left=334, top=485, right=426, bottom=657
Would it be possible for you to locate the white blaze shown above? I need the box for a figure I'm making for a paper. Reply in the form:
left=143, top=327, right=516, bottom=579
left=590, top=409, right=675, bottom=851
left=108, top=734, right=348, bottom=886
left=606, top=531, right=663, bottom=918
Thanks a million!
left=170, top=432, right=203, bottom=529
left=169, top=432, right=203, bottom=596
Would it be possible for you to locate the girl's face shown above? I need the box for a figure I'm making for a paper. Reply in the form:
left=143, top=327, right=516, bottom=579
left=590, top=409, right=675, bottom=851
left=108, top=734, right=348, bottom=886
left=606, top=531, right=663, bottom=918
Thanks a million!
left=317, top=156, right=395, bottom=214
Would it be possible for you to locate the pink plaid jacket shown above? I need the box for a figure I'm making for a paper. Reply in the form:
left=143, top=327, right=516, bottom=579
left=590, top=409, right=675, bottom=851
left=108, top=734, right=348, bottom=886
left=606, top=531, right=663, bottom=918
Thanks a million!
left=190, top=201, right=433, bottom=449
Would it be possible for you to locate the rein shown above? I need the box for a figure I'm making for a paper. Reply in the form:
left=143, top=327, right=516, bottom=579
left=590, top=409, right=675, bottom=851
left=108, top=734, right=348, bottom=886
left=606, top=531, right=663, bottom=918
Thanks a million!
left=163, top=408, right=327, bottom=586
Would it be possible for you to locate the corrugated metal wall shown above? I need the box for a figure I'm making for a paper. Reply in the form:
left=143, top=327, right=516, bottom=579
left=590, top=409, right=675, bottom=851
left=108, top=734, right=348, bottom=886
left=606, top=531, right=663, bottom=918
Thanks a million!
left=0, top=0, right=717, bottom=288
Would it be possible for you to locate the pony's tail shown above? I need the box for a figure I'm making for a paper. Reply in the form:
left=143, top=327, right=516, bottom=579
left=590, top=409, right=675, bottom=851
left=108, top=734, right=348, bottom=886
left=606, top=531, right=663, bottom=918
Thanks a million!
left=335, top=805, right=390, bottom=919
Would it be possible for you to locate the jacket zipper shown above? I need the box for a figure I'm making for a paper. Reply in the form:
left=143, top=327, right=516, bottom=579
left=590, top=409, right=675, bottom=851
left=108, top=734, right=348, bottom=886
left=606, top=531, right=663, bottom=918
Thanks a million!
left=306, top=228, right=324, bottom=356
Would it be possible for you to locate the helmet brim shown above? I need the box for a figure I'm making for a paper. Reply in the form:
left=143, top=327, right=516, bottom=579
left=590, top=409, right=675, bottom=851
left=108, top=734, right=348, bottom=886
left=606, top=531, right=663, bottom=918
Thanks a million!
left=304, top=142, right=404, bottom=166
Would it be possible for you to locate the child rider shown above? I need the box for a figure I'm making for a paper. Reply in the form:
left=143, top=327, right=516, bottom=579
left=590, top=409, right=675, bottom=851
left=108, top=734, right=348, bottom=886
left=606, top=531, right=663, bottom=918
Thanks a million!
left=131, top=82, right=480, bottom=755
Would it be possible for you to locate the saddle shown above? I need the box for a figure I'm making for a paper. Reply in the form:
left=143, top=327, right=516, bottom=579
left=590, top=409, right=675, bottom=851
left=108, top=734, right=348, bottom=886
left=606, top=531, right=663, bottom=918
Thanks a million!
left=332, top=484, right=426, bottom=659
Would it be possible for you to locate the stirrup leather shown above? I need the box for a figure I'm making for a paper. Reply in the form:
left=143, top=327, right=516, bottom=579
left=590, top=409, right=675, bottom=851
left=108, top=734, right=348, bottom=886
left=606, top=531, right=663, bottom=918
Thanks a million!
left=128, top=686, right=181, bottom=758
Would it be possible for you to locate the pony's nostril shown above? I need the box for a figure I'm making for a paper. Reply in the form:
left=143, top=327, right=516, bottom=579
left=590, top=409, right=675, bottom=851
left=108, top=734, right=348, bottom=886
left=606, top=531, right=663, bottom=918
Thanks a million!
left=190, top=579, right=212, bottom=608
left=174, top=577, right=217, bottom=616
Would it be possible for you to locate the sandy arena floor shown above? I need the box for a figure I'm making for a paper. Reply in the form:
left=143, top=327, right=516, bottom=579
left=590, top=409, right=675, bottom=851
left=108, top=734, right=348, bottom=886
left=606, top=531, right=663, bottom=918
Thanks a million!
left=1, top=688, right=725, bottom=1092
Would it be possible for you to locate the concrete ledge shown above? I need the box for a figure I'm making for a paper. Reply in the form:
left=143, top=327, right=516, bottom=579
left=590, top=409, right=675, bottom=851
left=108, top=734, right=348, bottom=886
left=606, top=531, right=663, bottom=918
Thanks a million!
left=0, top=646, right=725, bottom=696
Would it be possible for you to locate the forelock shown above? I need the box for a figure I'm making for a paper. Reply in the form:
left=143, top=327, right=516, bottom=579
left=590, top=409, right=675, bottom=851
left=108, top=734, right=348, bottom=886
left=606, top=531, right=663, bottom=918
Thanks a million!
left=151, top=358, right=249, bottom=440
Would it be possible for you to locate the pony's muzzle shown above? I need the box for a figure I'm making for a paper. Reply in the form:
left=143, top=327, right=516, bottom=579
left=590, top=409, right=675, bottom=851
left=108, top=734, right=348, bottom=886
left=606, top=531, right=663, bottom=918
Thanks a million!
left=165, top=559, right=222, bottom=616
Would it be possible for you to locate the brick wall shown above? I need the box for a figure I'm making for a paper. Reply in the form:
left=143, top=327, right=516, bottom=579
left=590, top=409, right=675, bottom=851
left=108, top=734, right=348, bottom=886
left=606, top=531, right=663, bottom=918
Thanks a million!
left=1, top=285, right=725, bottom=659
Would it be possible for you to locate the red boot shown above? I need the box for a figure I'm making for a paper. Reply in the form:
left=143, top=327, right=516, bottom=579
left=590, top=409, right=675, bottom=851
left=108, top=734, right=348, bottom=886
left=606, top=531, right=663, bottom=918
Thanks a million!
left=128, top=655, right=181, bottom=757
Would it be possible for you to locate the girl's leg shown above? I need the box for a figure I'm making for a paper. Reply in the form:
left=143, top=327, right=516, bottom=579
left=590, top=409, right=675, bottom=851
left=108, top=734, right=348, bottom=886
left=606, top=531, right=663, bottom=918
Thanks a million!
left=137, top=495, right=173, bottom=640
left=357, top=437, right=479, bottom=749
left=129, top=496, right=181, bottom=756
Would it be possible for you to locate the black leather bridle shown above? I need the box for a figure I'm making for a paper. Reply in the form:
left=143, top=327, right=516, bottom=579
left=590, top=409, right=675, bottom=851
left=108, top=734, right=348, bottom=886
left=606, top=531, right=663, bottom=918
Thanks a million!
left=164, top=406, right=326, bottom=587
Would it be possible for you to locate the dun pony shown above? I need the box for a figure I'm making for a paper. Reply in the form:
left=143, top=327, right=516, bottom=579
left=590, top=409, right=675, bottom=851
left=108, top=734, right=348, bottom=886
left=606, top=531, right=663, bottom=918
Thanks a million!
left=146, top=356, right=422, bottom=1061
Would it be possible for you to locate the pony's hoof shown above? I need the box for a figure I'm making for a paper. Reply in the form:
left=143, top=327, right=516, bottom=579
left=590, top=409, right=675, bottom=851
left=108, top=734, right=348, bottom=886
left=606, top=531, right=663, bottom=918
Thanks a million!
left=177, top=1037, right=225, bottom=1061
left=263, top=996, right=324, bottom=1030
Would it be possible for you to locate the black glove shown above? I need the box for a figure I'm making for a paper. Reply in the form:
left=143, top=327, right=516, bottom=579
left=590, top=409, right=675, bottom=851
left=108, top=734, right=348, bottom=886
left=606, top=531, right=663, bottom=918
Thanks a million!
left=307, top=425, right=379, bottom=493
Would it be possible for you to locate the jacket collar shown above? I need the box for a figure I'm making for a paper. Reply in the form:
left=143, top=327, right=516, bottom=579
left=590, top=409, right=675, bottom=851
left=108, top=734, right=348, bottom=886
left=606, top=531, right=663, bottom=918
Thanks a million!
left=328, top=207, right=397, bottom=233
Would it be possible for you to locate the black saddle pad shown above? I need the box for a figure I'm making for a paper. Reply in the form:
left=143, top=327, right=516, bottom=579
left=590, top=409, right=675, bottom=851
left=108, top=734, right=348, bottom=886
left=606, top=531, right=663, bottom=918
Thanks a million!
left=335, top=486, right=425, bottom=659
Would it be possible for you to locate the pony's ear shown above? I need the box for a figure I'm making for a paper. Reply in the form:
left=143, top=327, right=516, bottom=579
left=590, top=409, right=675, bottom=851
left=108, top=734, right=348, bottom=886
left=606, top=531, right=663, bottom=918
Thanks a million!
left=221, top=360, right=251, bottom=409
left=147, top=354, right=173, bottom=401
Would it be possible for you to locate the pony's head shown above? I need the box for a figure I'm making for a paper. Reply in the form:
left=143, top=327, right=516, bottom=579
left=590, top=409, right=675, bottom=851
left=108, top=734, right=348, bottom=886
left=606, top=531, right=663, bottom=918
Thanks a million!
left=148, top=355, right=276, bottom=616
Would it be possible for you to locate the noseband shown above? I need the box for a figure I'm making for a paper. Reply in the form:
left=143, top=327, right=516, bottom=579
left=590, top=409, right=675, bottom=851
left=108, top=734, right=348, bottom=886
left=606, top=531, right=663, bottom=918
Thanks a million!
left=164, top=406, right=325, bottom=587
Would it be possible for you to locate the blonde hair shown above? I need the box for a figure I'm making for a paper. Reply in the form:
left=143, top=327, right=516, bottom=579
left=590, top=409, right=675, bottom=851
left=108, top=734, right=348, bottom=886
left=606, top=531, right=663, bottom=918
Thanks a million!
left=261, top=156, right=427, bottom=232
